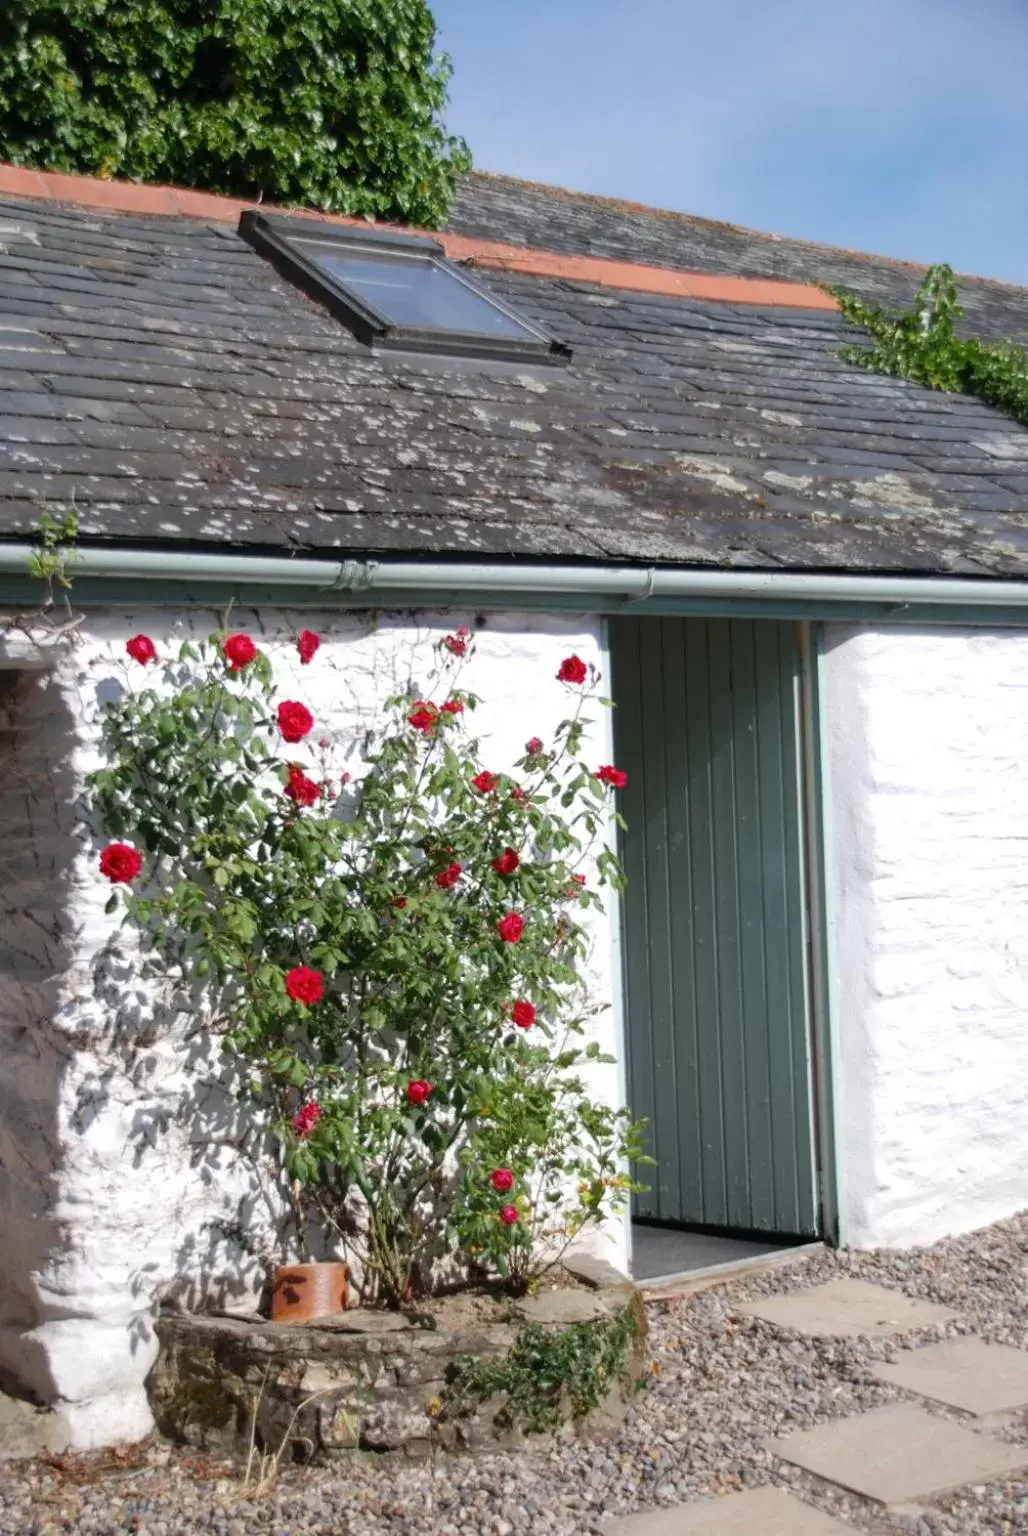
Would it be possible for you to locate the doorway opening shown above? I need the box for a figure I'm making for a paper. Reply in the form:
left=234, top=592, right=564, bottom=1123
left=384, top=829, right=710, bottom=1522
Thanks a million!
left=609, top=617, right=829, bottom=1282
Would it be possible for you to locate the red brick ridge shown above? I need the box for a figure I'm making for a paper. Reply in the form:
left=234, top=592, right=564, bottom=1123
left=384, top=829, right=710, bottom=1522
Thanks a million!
left=0, top=162, right=840, bottom=312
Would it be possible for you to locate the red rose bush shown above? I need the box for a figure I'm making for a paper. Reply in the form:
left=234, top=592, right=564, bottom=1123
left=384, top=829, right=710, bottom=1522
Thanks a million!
left=99, top=841, right=143, bottom=883
left=125, top=634, right=156, bottom=666
left=223, top=632, right=258, bottom=671
left=92, top=626, right=643, bottom=1304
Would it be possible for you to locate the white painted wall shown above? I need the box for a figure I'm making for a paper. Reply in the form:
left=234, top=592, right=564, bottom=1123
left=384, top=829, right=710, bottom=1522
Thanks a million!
left=824, top=625, right=1028, bottom=1249
left=26, top=602, right=1028, bottom=1441
left=0, top=607, right=623, bottom=1447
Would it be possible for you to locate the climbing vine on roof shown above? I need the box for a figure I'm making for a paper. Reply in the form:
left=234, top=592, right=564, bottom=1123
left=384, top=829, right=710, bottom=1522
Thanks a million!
left=830, top=264, right=1028, bottom=430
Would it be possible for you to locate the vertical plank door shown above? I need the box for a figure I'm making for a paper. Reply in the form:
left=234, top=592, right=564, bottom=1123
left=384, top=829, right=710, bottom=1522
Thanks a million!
left=611, top=617, right=820, bottom=1237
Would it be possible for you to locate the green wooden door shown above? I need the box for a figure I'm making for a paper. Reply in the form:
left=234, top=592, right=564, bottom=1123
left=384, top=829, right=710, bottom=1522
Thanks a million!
left=611, top=617, right=820, bottom=1238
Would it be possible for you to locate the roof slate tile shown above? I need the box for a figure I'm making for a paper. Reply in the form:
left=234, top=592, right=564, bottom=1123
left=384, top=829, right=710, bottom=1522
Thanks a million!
left=450, top=173, right=1028, bottom=347
left=0, top=186, right=1027, bottom=576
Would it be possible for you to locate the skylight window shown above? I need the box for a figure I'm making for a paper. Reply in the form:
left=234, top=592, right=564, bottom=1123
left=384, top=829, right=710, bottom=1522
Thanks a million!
left=239, top=212, right=570, bottom=366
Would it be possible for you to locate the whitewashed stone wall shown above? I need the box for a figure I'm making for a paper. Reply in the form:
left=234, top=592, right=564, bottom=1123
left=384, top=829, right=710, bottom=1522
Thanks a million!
left=0, top=607, right=623, bottom=1447
left=21, top=601, right=1026, bottom=1443
left=825, top=625, right=1028, bottom=1249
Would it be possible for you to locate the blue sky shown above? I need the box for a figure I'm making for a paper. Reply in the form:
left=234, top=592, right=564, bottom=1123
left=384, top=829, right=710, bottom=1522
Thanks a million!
left=431, top=0, right=1028, bottom=285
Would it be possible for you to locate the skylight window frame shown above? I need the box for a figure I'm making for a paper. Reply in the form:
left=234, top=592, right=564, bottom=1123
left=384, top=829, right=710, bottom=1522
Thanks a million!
left=239, top=211, right=571, bottom=366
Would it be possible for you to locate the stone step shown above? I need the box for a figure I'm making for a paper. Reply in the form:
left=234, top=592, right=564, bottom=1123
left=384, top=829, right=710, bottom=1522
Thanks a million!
left=0, top=1391, right=70, bottom=1460
left=871, top=1335, right=1028, bottom=1416
left=767, top=1401, right=1028, bottom=1507
left=602, top=1485, right=855, bottom=1533
left=736, top=1277, right=958, bottom=1338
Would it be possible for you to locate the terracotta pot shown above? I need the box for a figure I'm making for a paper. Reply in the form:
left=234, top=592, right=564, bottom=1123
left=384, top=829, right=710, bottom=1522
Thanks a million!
left=270, top=1261, right=349, bottom=1324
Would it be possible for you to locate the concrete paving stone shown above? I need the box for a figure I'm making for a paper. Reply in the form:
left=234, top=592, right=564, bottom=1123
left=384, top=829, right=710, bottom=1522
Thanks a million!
left=767, top=1401, right=1028, bottom=1506
left=872, top=1335, right=1028, bottom=1415
left=736, top=1277, right=958, bottom=1338
left=562, top=1249, right=635, bottom=1290
left=0, top=1392, right=72, bottom=1460
left=602, top=1486, right=855, bottom=1534
left=512, top=1290, right=611, bottom=1324
left=305, top=1309, right=411, bottom=1332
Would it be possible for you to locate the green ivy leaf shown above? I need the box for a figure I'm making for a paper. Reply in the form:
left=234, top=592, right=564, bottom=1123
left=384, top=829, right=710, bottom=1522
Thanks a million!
left=0, top=0, right=471, bottom=226
left=831, top=264, right=1028, bottom=430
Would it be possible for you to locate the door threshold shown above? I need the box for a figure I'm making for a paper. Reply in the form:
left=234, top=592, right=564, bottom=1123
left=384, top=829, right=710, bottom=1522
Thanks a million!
left=636, top=1240, right=824, bottom=1300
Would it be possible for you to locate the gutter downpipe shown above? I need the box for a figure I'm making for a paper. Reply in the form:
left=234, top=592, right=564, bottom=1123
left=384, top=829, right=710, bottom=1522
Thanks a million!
left=5, top=545, right=1028, bottom=619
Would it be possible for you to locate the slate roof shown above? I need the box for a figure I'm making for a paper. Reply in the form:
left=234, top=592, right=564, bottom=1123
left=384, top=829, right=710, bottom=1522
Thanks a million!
left=452, top=172, right=1028, bottom=347
left=2, top=175, right=1028, bottom=577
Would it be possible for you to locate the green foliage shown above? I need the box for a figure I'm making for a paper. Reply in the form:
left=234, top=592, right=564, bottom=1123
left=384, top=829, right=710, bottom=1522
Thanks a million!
left=831, top=264, right=1028, bottom=429
left=92, top=627, right=646, bottom=1306
left=0, top=0, right=470, bottom=225
left=26, top=506, right=78, bottom=591
left=443, top=1300, right=643, bottom=1435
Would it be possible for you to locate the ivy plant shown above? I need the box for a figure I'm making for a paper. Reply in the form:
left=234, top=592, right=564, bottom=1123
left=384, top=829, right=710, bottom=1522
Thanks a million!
left=25, top=506, right=78, bottom=593
left=91, top=625, right=646, bottom=1307
left=830, top=264, right=1028, bottom=429
left=442, top=1298, right=645, bottom=1435
left=0, top=0, right=470, bottom=226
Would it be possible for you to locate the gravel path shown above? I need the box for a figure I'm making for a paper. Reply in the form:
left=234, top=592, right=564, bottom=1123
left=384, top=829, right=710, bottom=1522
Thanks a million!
left=3, top=1213, right=1026, bottom=1536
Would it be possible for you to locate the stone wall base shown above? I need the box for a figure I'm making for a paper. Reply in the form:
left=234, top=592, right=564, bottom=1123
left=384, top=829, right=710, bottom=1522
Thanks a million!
left=149, top=1282, right=645, bottom=1459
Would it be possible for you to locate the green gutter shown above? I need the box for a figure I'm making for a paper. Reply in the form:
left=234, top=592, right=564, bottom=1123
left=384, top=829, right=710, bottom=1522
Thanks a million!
left=5, top=545, right=1028, bottom=623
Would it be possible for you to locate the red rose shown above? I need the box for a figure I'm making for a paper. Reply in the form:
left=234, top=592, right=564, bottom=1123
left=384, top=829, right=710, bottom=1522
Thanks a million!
left=492, top=847, right=520, bottom=876
left=511, top=787, right=527, bottom=803
left=490, top=1168, right=514, bottom=1193
left=512, top=1000, right=536, bottom=1029
left=441, top=698, right=464, bottom=715
left=557, top=655, right=588, bottom=685
left=498, top=1205, right=519, bottom=1226
left=408, top=703, right=439, bottom=732
left=292, top=1102, right=321, bottom=1137
left=497, top=913, right=524, bottom=944
left=297, top=630, right=320, bottom=665
left=285, top=965, right=324, bottom=1006
left=125, top=634, right=156, bottom=665
left=278, top=700, right=314, bottom=743
left=284, top=764, right=321, bottom=806
left=435, top=861, right=462, bottom=890
left=223, top=633, right=257, bottom=671
left=99, top=842, right=142, bottom=884
left=596, top=764, right=628, bottom=788
left=444, top=634, right=467, bottom=657
left=525, top=737, right=543, bottom=755
left=472, top=770, right=498, bottom=794
left=391, top=895, right=408, bottom=910
left=407, top=1079, right=432, bottom=1106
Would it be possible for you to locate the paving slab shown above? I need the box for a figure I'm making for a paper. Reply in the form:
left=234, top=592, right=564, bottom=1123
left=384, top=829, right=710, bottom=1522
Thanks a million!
left=0, top=1393, right=72, bottom=1460
left=737, top=1277, right=958, bottom=1338
left=872, top=1336, right=1028, bottom=1415
left=768, top=1402, right=1028, bottom=1506
left=512, top=1289, right=611, bottom=1324
left=602, top=1486, right=855, bottom=1534
left=563, top=1250, right=635, bottom=1290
